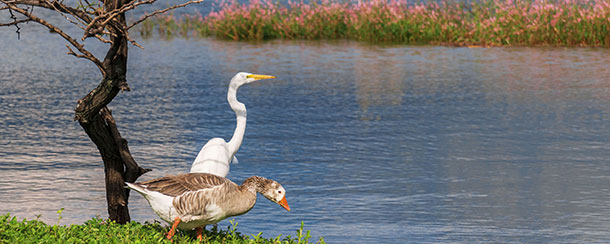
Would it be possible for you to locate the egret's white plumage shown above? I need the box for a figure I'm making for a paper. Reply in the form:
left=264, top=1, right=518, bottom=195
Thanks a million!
left=190, top=72, right=275, bottom=177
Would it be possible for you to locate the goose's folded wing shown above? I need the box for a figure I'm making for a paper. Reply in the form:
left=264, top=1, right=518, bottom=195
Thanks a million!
left=137, top=173, right=230, bottom=197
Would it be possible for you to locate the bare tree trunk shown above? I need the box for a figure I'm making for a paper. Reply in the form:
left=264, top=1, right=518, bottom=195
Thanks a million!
left=80, top=112, right=132, bottom=223
left=74, top=0, right=147, bottom=223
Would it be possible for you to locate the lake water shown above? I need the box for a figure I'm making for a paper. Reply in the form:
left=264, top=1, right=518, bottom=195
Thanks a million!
left=2, top=25, right=610, bottom=243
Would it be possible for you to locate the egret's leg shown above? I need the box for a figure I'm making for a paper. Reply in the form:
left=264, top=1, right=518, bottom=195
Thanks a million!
left=166, top=217, right=181, bottom=240
left=196, top=226, right=205, bottom=241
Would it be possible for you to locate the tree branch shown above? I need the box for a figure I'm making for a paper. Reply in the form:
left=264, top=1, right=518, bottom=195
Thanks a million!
left=2, top=1, right=105, bottom=76
left=127, top=0, right=204, bottom=30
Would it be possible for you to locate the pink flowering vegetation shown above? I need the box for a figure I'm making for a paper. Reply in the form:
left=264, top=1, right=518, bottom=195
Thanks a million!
left=140, top=0, right=610, bottom=46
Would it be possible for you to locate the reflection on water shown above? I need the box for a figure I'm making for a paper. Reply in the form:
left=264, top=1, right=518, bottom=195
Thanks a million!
left=2, top=29, right=610, bottom=243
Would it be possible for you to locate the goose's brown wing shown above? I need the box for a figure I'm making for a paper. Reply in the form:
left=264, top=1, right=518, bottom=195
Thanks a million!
left=136, top=173, right=230, bottom=197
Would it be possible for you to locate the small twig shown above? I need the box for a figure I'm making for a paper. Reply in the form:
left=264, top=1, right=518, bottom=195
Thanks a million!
left=44, top=0, right=87, bottom=29
left=124, top=29, right=143, bottom=49
left=6, top=5, right=21, bottom=39
left=94, top=34, right=112, bottom=44
left=126, top=0, right=204, bottom=30
left=0, top=17, right=31, bottom=26
left=78, top=0, right=97, bottom=14
left=65, top=45, right=89, bottom=59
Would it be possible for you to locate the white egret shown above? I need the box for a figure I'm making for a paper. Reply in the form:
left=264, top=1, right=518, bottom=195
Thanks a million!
left=190, top=72, right=276, bottom=177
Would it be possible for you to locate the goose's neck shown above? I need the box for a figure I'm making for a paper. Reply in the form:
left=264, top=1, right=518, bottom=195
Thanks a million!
left=231, top=176, right=271, bottom=217
left=240, top=176, right=269, bottom=193
left=224, top=176, right=261, bottom=217
left=227, top=83, right=246, bottom=155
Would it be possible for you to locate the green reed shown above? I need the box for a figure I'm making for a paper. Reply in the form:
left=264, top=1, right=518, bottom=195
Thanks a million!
left=138, top=0, right=610, bottom=46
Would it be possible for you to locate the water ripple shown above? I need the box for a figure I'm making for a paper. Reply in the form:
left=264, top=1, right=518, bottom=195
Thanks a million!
left=2, top=34, right=610, bottom=243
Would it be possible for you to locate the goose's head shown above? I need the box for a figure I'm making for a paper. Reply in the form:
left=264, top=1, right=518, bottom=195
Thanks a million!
left=232, top=72, right=276, bottom=86
left=261, top=180, right=290, bottom=211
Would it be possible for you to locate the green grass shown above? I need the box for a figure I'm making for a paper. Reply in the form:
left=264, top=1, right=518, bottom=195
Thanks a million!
left=0, top=213, right=325, bottom=244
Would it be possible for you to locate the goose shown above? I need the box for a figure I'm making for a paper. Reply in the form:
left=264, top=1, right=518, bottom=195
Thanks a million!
left=126, top=173, right=290, bottom=240
left=190, top=73, right=276, bottom=177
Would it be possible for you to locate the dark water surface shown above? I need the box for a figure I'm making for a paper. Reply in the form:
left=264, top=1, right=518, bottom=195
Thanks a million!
left=2, top=28, right=610, bottom=243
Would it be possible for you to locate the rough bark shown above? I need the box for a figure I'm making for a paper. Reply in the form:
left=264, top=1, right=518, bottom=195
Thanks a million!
left=77, top=107, right=150, bottom=224
left=79, top=112, right=130, bottom=223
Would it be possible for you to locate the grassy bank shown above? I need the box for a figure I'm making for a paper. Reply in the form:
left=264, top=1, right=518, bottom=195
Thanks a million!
left=139, top=0, right=610, bottom=46
left=0, top=213, right=324, bottom=243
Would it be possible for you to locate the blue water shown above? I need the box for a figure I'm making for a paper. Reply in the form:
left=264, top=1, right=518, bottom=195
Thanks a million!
left=2, top=24, right=610, bottom=243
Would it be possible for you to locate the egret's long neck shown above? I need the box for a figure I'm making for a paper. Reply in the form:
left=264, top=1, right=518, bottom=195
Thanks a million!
left=227, top=82, right=246, bottom=155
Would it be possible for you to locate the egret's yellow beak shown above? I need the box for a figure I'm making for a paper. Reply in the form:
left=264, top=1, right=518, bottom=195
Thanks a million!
left=247, top=74, right=276, bottom=80
left=278, top=196, right=290, bottom=211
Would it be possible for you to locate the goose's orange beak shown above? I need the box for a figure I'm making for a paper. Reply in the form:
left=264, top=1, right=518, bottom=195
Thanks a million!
left=278, top=196, right=290, bottom=211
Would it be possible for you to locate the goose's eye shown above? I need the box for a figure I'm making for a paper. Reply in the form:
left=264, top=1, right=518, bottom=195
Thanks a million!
left=278, top=191, right=282, bottom=194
